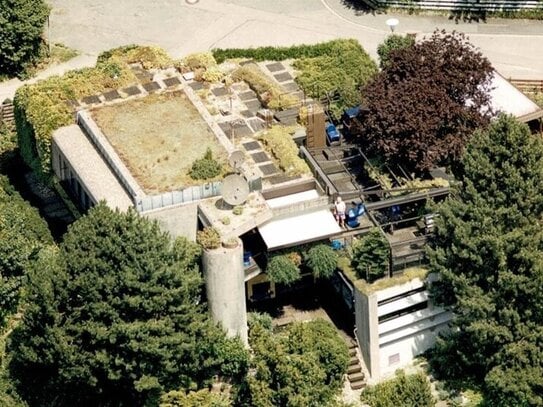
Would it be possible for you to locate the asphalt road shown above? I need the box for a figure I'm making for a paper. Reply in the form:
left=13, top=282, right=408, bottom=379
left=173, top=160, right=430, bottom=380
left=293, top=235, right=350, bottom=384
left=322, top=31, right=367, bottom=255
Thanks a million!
left=1, top=0, right=542, bottom=100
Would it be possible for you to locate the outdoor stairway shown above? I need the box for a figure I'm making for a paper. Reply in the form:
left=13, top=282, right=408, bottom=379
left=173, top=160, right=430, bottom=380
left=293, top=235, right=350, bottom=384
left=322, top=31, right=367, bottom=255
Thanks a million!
left=0, top=102, right=15, bottom=131
left=346, top=338, right=366, bottom=390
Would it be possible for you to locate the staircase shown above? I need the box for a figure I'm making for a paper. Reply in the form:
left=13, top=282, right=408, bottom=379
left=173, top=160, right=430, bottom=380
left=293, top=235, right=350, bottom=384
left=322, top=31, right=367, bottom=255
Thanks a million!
left=0, top=102, right=15, bottom=131
left=346, top=337, right=366, bottom=390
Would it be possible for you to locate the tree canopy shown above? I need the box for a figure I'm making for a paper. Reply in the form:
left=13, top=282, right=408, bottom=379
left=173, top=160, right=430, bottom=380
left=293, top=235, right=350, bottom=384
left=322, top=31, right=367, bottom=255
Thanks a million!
left=351, top=228, right=390, bottom=282
left=0, top=0, right=50, bottom=77
left=238, top=318, right=349, bottom=407
left=361, top=370, right=435, bottom=407
left=354, top=30, right=493, bottom=173
left=8, top=204, right=248, bottom=407
left=376, top=34, right=415, bottom=69
left=0, top=175, right=52, bottom=327
left=428, top=115, right=543, bottom=406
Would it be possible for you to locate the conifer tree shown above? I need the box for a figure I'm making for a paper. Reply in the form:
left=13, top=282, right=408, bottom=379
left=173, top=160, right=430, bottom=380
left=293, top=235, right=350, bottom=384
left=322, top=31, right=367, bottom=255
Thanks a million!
left=428, top=115, right=543, bottom=406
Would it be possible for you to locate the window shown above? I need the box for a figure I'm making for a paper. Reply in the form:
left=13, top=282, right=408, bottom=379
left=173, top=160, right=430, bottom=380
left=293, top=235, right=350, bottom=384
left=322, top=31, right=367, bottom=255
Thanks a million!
left=388, top=353, right=400, bottom=366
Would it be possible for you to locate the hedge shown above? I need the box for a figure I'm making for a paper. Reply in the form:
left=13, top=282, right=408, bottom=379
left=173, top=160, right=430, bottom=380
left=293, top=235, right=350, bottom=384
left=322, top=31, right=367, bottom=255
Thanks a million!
left=14, top=46, right=173, bottom=177
left=258, top=126, right=310, bottom=176
left=212, top=39, right=364, bottom=63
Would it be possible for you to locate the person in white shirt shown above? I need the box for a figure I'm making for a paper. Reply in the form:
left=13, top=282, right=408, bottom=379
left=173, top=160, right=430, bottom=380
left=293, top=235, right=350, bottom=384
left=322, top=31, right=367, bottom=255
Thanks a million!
left=334, top=196, right=346, bottom=228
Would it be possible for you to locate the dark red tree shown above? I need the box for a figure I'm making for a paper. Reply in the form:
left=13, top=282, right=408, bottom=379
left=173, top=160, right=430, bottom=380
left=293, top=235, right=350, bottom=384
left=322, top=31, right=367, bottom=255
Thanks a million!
left=354, top=30, right=493, bottom=173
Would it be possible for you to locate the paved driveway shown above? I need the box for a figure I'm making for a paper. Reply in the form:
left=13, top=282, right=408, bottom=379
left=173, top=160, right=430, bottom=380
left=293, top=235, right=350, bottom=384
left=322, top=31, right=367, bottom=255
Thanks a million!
left=1, top=0, right=542, bottom=100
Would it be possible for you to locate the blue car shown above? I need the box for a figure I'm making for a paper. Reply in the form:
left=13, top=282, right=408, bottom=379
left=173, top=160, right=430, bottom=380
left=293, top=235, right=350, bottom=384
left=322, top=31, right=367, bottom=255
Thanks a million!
left=325, top=122, right=340, bottom=143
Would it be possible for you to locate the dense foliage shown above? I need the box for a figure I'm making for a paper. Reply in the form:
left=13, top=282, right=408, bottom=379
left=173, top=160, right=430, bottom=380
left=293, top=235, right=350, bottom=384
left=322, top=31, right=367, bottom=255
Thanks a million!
left=8, top=204, right=248, bottom=406
left=238, top=319, right=349, bottom=407
left=266, top=254, right=301, bottom=285
left=189, top=148, right=222, bottom=180
left=293, top=39, right=377, bottom=117
left=212, top=39, right=366, bottom=63
left=0, top=0, right=50, bottom=77
left=361, top=370, right=435, bottom=407
left=306, top=244, right=338, bottom=279
left=428, top=115, right=543, bottom=406
left=376, top=34, right=415, bottom=69
left=213, top=39, right=377, bottom=118
left=0, top=175, right=52, bottom=327
left=14, top=46, right=171, bottom=177
left=354, top=30, right=493, bottom=172
left=258, top=126, right=310, bottom=176
left=159, top=389, right=230, bottom=407
left=351, top=228, right=390, bottom=282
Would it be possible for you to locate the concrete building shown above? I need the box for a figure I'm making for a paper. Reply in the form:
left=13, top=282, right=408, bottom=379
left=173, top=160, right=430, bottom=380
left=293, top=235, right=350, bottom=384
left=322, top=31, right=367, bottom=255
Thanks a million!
left=49, top=64, right=541, bottom=384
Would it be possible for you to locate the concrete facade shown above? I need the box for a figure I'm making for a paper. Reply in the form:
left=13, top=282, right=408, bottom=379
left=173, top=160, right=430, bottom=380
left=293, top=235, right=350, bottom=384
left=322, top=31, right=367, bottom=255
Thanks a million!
left=202, top=239, right=249, bottom=346
left=354, top=275, right=452, bottom=381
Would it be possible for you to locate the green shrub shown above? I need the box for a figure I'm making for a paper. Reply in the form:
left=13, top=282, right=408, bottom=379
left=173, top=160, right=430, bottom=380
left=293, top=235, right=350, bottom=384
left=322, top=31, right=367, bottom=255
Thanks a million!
left=232, top=206, right=243, bottom=216
left=293, top=39, right=377, bottom=119
left=361, top=370, right=435, bottom=407
left=232, top=65, right=298, bottom=110
left=160, top=389, right=230, bottom=407
left=306, top=244, right=338, bottom=279
left=351, top=228, right=390, bottom=282
left=201, top=66, right=225, bottom=83
left=183, top=52, right=217, bottom=71
left=247, top=312, right=273, bottom=331
left=97, top=45, right=173, bottom=69
left=220, top=216, right=230, bottom=225
left=377, top=34, right=416, bottom=69
left=0, top=123, right=17, bottom=171
left=212, top=39, right=364, bottom=63
left=258, top=126, right=310, bottom=176
left=196, top=227, right=221, bottom=250
left=266, top=254, right=301, bottom=285
left=189, top=148, right=222, bottom=180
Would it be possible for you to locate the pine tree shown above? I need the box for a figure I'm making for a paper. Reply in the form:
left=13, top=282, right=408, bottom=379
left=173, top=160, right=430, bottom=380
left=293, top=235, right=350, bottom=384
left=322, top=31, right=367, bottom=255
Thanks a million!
left=428, top=115, right=543, bottom=405
left=8, top=204, right=248, bottom=407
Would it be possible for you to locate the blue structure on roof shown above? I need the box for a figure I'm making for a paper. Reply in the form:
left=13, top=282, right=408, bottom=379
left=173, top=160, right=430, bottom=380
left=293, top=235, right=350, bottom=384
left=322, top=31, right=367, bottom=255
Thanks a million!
left=346, top=203, right=366, bottom=228
left=344, top=106, right=361, bottom=119
left=325, top=122, right=340, bottom=143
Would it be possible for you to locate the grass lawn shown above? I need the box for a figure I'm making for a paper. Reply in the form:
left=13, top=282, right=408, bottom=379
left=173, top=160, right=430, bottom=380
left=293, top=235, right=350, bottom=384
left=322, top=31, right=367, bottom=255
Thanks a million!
left=92, top=91, right=227, bottom=194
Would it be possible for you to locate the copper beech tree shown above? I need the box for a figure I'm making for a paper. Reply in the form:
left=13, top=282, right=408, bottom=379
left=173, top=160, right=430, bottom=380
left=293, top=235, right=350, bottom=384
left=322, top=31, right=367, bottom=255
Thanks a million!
left=354, top=30, right=494, bottom=173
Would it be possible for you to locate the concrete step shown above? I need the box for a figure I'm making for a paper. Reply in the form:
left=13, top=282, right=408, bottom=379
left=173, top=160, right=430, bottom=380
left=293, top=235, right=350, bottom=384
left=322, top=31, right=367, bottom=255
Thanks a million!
left=347, top=364, right=362, bottom=375
left=348, top=348, right=357, bottom=357
left=348, top=372, right=365, bottom=382
left=348, top=356, right=359, bottom=366
left=350, top=380, right=366, bottom=390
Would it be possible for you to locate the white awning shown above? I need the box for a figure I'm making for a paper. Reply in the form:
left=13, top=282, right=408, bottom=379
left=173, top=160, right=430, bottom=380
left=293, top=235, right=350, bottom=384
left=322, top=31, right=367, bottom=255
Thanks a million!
left=258, top=209, right=342, bottom=250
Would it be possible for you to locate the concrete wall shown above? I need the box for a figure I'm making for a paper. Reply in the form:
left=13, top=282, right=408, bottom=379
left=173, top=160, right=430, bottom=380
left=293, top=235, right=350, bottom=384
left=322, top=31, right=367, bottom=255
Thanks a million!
left=202, top=238, right=248, bottom=346
left=354, top=275, right=452, bottom=382
left=354, top=289, right=380, bottom=378
left=143, top=202, right=198, bottom=242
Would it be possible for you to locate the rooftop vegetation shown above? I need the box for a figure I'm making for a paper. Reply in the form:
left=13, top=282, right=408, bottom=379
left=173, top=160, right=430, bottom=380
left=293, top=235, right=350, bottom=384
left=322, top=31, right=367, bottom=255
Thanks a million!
left=14, top=45, right=173, bottom=178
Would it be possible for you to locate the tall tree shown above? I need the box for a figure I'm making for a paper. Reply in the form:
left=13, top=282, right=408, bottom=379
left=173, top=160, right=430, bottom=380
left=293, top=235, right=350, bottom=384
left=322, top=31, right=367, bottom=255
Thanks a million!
left=8, top=204, right=248, bottom=407
left=428, top=115, right=543, bottom=406
left=0, top=0, right=50, bottom=76
left=376, top=34, right=415, bottom=69
left=238, top=319, right=348, bottom=407
left=354, top=30, right=493, bottom=173
left=0, top=175, right=52, bottom=327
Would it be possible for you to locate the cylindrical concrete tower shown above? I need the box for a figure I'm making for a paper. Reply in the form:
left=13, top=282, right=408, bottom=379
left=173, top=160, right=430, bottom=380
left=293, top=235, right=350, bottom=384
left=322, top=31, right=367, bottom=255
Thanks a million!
left=202, top=238, right=248, bottom=346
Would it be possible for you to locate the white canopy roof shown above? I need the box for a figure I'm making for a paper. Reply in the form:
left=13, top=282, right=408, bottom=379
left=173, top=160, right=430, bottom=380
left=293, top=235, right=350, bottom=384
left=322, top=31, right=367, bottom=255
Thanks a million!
left=489, top=72, right=542, bottom=120
left=258, top=208, right=342, bottom=250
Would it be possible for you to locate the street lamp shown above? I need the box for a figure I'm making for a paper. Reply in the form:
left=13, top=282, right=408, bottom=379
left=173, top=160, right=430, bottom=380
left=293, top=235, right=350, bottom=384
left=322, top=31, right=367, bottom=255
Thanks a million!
left=385, top=18, right=399, bottom=33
